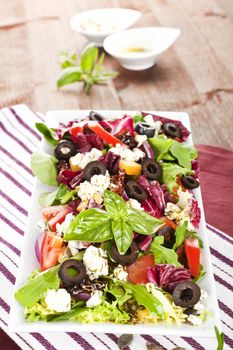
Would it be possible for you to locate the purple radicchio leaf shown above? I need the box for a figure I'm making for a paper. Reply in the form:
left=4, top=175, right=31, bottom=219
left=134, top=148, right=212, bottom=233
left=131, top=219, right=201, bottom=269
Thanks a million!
left=99, top=115, right=134, bottom=136
left=138, top=176, right=165, bottom=212
left=191, top=160, right=200, bottom=179
left=99, top=151, right=120, bottom=175
left=139, top=140, right=155, bottom=158
left=141, top=198, right=162, bottom=218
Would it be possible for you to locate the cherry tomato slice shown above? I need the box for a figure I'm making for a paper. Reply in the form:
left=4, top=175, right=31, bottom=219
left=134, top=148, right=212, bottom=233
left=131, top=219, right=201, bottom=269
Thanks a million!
left=40, top=231, right=63, bottom=271
left=127, top=254, right=155, bottom=285
left=184, top=238, right=200, bottom=277
left=48, top=206, right=70, bottom=232
left=41, top=205, right=66, bottom=221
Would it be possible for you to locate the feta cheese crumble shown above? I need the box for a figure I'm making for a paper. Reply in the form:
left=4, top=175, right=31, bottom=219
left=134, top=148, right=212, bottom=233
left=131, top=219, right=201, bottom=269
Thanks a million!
left=110, top=143, right=145, bottom=162
left=44, top=289, right=71, bottom=312
left=56, top=213, right=74, bottom=236
left=165, top=202, right=194, bottom=231
left=113, top=265, right=128, bottom=281
left=176, top=188, right=193, bottom=210
left=126, top=198, right=143, bottom=210
left=69, top=148, right=102, bottom=170
left=67, top=240, right=90, bottom=256
left=86, top=290, right=103, bottom=308
left=135, top=134, right=147, bottom=147
left=77, top=173, right=110, bottom=201
left=83, top=246, right=109, bottom=280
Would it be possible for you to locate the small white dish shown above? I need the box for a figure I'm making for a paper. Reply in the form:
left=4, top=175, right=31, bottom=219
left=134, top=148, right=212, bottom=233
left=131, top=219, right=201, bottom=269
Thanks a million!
left=70, top=8, right=141, bottom=47
left=103, top=27, right=181, bottom=70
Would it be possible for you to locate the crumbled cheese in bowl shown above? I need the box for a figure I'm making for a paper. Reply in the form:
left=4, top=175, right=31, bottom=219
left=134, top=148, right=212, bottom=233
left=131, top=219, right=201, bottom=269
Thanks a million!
left=44, top=289, right=71, bottom=313
left=83, top=246, right=109, bottom=280
left=110, top=143, right=145, bottom=162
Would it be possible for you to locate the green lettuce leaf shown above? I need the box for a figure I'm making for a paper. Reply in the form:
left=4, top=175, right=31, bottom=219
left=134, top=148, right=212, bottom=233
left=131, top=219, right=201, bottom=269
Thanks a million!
left=149, top=136, right=174, bottom=161
left=35, top=123, right=59, bottom=146
left=173, top=221, right=188, bottom=250
left=170, top=142, right=191, bottom=169
left=105, top=281, right=132, bottom=309
left=150, top=236, right=182, bottom=267
left=31, top=151, right=58, bottom=186
left=161, top=163, right=194, bottom=192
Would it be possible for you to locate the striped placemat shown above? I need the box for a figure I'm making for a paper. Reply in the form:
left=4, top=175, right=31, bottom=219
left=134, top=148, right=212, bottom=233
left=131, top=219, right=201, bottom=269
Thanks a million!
left=0, top=105, right=232, bottom=350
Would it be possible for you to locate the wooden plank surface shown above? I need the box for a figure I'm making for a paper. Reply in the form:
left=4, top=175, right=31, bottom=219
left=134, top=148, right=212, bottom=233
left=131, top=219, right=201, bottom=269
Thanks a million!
left=0, top=0, right=232, bottom=149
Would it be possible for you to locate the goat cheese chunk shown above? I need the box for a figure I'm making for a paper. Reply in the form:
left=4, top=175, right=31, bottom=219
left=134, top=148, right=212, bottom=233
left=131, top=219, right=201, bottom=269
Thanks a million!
left=86, top=290, right=103, bottom=308
left=83, top=246, right=109, bottom=280
left=113, top=265, right=128, bottom=281
left=126, top=198, right=143, bottom=210
left=77, top=173, right=110, bottom=201
left=69, top=148, right=102, bottom=170
left=165, top=202, right=194, bottom=231
left=110, top=143, right=145, bottom=162
left=44, top=289, right=71, bottom=313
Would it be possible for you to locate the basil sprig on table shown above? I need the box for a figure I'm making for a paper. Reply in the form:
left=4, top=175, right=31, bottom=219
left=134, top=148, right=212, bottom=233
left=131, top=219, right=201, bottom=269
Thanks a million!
left=64, top=190, right=163, bottom=254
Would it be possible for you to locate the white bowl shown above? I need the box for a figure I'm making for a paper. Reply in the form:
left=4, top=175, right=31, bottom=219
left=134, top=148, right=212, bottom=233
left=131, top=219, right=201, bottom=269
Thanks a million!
left=70, top=8, right=141, bottom=47
left=103, top=27, right=181, bottom=70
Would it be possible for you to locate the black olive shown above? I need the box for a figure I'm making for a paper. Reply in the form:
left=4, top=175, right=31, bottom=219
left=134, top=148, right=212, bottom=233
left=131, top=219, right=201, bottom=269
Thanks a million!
left=89, top=110, right=104, bottom=121
left=135, top=122, right=155, bottom=138
left=184, top=307, right=198, bottom=316
left=54, top=141, right=77, bottom=160
left=162, top=123, right=181, bottom=138
left=58, top=259, right=86, bottom=287
left=173, top=281, right=201, bottom=308
left=118, top=334, right=134, bottom=349
left=83, top=160, right=106, bottom=181
left=110, top=241, right=138, bottom=266
left=181, top=175, right=200, bottom=189
left=125, top=180, right=147, bottom=202
left=157, top=226, right=175, bottom=249
left=141, top=158, right=162, bottom=181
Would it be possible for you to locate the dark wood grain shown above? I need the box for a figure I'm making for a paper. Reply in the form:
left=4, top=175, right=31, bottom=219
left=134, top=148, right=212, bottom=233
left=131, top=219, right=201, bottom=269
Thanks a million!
left=0, top=0, right=232, bottom=149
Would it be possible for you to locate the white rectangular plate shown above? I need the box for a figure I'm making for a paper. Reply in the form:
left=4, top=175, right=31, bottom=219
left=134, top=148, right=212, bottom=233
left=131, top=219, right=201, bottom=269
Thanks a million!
left=9, top=110, right=221, bottom=336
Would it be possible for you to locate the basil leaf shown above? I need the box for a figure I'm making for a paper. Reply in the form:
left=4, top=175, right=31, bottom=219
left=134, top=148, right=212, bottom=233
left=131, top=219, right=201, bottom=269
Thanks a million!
left=39, top=190, right=58, bottom=207
left=150, top=236, right=182, bottom=267
left=104, top=190, right=127, bottom=219
left=112, top=219, right=132, bottom=255
left=15, top=266, right=60, bottom=307
left=64, top=208, right=113, bottom=242
left=80, top=46, right=98, bottom=72
left=170, top=142, right=191, bottom=169
left=214, top=325, right=224, bottom=350
left=127, top=208, right=163, bottom=235
left=57, top=67, right=82, bottom=88
left=35, top=123, right=59, bottom=146
left=117, top=281, right=164, bottom=319
left=31, top=151, right=58, bottom=186
left=173, top=221, right=188, bottom=250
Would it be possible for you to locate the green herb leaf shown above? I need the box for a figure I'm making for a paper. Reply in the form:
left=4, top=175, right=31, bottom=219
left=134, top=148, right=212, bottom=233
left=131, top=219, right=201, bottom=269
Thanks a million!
left=184, top=145, right=198, bottom=160
left=104, top=190, right=127, bottom=219
left=31, top=151, right=58, bottom=186
left=214, top=325, right=224, bottom=350
left=193, top=264, right=206, bottom=283
left=133, top=113, right=144, bottom=124
left=161, top=162, right=194, bottom=193
left=170, top=142, right=191, bottom=169
left=117, top=281, right=164, bottom=319
left=49, top=302, right=85, bottom=321
left=57, top=67, right=82, bottom=88
left=39, top=190, right=58, bottom=207
left=187, top=231, right=204, bottom=248
left=112, top=219, right=133, bottom=255
left=15, top=266, right=60, bottom=307
left=150, top=236, right=182, bottom=267
left=56, top=184, right=77, bottom=204
left=149, top=136, right=175, bottom=161
left=80, top=46, right=98, bottom=72
left=58, top=51, right=77, bottom=69
left=127, top=208, right=163, bottom=235
left=173, top=221, right=188, bottom=250
left=35, top=123, right=59, bottom=146
left=64, top=208, right=113, bottom=242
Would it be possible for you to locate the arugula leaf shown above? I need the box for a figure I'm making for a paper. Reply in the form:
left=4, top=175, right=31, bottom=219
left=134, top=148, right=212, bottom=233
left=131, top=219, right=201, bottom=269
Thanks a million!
left=150, top=236, right=182, bottom=267
left=31, top=151, right=58, bottom=186
left=161, top=162, right=194, bottom=192
left=112, top=219, right=133, bottom=255
left=35, top=123, right=59, bottom=146
left=117, top=281, right=164, bottom=319
left=15, top=266, right=60, bottom=307
left=104, top=190, right=127, bottom=219
left=127, top=208, right=163, bottom=235
left=49, top=302, right=85, bottom=321
left=173, top=221, right=188, bottom=250
left=57, top=67, right=82, bottom=88
left=64, top=208, right=113, bottom=242
left=105, top=281, right=132, bottom=309
left=56, top=184, right=77, bottom=204
left=170, top=142, right=191, bottom=169
left=214, top=325, right=224, bottom=350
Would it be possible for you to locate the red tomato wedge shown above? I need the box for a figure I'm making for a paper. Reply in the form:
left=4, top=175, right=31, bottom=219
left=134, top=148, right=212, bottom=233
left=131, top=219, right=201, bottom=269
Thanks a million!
left=40, top=231, right=63, bottom=271
left=41, top=205, right=66, bottom=221
left=41, top=205, right=70, bottom=232
left=127, top=254, right=155, bottom=285
left=69, top=125, right=83, bottom=137
left=88, top=123, right=124, bottom=147
left=161, top=217, right=177, bottom=230
left=184, top=238, right=200, bottom=277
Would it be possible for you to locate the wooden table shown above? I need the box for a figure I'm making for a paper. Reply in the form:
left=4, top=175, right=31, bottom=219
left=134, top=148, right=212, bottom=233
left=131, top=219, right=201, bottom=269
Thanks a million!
left=1, top=0, right=233, bottom=150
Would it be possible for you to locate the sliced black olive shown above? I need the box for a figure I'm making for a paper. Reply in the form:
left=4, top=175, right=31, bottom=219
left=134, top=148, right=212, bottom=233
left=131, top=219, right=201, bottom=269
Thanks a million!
left=157, top=226, right=175, bottom=249
left=58, top=259, right=86, bottom=287
left=173, top=281, right=201, bottom=308
left=162, top=123, right=181, bottom=138
left=141, top=158, right=162, bottom=181
left=54, top=141, right=77, bottom=160
left=135, top=122, right=155, bottom=138
left=181, top=175, right=199, bottom=189
left=83, top=160, right=106, bottom=181
left=89, top=110, right=104, bottom=121
left=110, top=241, right=138, bottom=266
left=125, top=180, right=147, bottom=202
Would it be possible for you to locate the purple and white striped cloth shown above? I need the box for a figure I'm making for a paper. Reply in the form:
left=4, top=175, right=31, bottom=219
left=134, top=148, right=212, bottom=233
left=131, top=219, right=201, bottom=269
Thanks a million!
left=0, top=104, right=232, bottom=350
